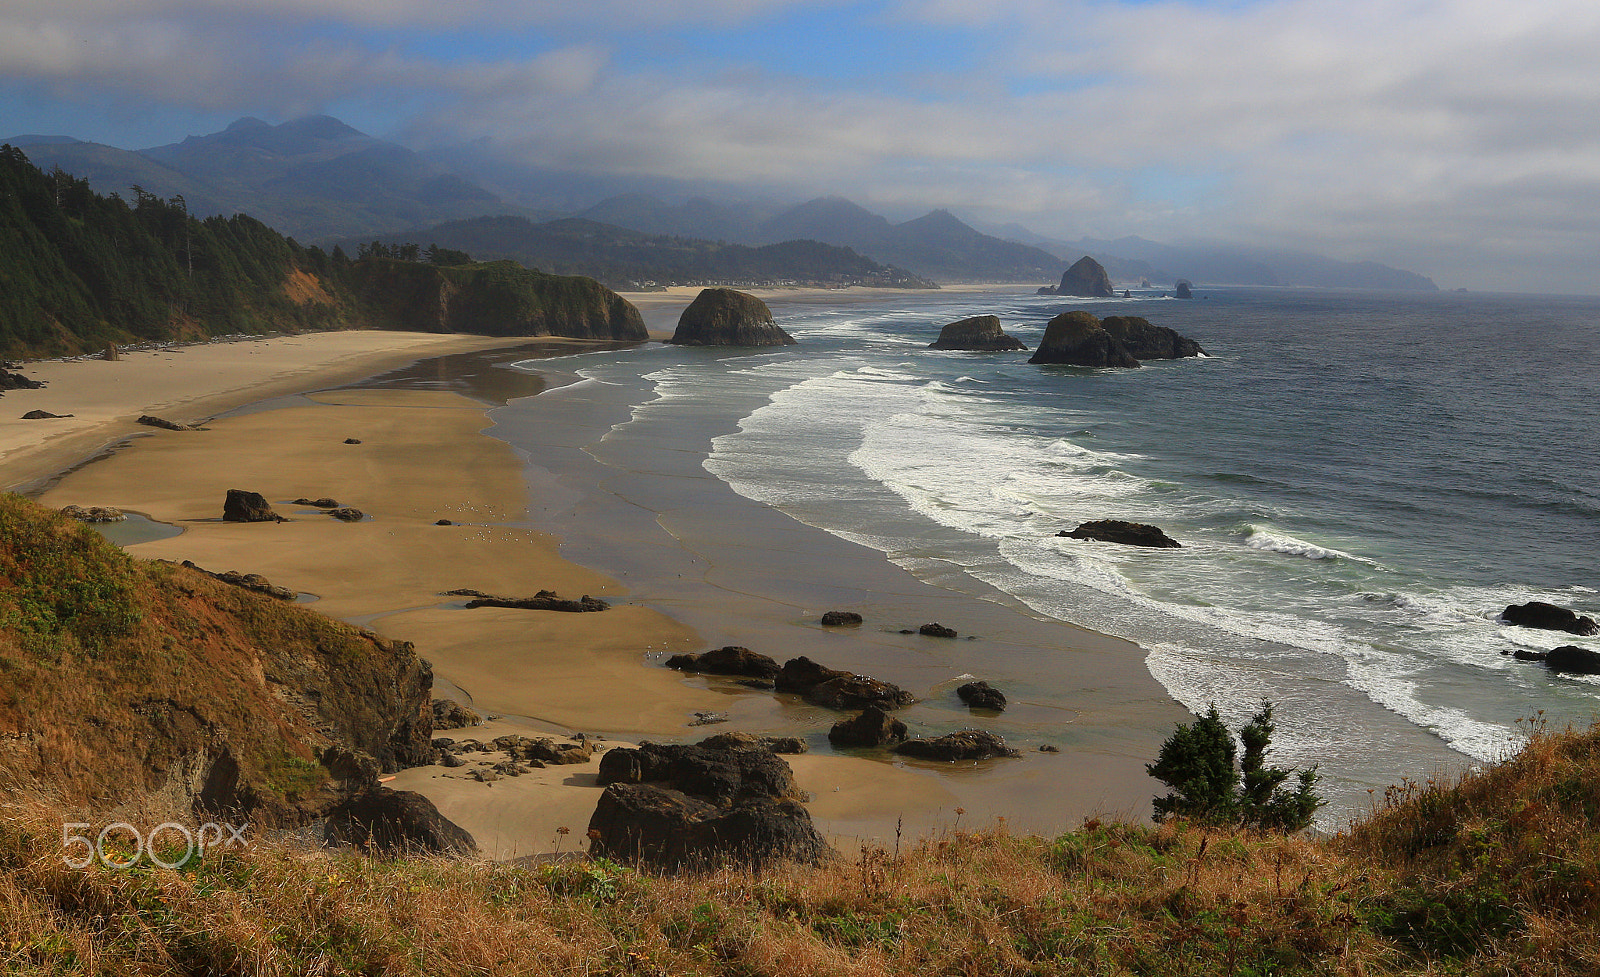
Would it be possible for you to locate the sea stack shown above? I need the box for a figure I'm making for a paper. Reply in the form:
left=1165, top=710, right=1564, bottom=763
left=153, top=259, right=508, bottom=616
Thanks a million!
left=1175, top=280, right=1194, bottom=299
left=1053, top=256, right=1116, bottom=298
left=1028, top=311, right=1139, bottom=367
left=667, top=288, right=797, bottom=347
left=1101, top=316, right=1206, bottom=359
left=928, top=315, right=1027, bottom=351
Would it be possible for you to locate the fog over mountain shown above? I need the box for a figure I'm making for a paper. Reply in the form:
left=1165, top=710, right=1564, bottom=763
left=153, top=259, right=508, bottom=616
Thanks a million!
left=8, top=117, right=1435, bottom=289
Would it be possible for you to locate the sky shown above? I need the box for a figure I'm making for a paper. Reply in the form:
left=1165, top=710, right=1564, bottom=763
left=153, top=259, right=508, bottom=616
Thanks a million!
left=3, top=0, right=1598, bottom=293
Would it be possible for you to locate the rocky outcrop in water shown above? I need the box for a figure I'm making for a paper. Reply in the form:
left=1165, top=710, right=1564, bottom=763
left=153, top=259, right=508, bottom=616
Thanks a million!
left=668, top=288, right=797, bottom=347
left=1028, top=311, right=1140, bottom=368
left=666, top=646, right=781, bottom=679
left=1502, top=601, right=1598, bottom=636
left=928, top=315, right=1027, bottom=351
left=828, top=706, right=909, bottom=747
left=1060, top=520, right=1182, bottom=548
left=773, top=656, right=915, bottom=710
left=1048, top=256, right=1117, bottom=297
left=957, top=681, right=1007, bottom=712
left=893, top=730, right=1021, bottom=762
left=1175, top=280, right=1194, bottom=299
left=1544, top=646, right=1600, bottom=674
left=1101, top=316, right=1207, bottom=359
left=821, top=610, right=863, bottom=627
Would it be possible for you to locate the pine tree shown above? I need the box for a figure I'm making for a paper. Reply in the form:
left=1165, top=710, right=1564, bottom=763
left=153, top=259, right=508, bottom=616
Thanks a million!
left=1148, top=701, right=1323, bottom=832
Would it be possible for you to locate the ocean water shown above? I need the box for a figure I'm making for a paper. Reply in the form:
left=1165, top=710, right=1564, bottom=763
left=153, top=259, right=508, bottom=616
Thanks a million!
left=504, top=286, right=1600, bottom=814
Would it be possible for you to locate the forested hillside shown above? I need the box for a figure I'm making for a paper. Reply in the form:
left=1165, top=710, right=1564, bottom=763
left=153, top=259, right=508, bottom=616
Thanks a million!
left=0, top=147, right=644, bottom=358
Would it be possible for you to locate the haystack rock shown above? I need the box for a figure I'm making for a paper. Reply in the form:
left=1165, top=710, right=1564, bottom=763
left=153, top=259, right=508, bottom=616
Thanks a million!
left=667, top=288, right=797, bottom=347
left=928, top=315, right=1027, bottom=351
left=1053, top=256, right=1117, bottom=298
left=1100, top=316, right=1206, bottom=359
left=1175, top=280, right=1194, bottom=299
left=1028, top=311, right=1139, bottom=368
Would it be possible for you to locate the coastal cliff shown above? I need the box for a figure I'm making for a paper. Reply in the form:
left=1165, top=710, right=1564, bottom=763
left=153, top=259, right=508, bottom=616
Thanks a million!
left=0, top=494, right=433, bottom=825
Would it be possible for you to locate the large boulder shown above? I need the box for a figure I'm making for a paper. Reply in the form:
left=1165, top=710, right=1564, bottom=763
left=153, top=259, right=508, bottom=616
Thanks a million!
left=1175, top=280, right=1194, bottom=299
left=928, top=315, right=1027, bottom=351
left=587, top=784, right=830, bottom=871
left=596, top=742, right=803, bottom=806
left=1100, top=316, right=1206, bottom=359
left=828, top=706, right=908, bottom=747
left=1060, top=520, right=1181, bottom=548
left=1503, top=601, right=1599, bottom=636
left=1544, top=646, right=1600, bottom=675
left=807, top=674, right=916, bottom=711
left=222, top=489, right=282, bottom=523
left=668, top=288, right=797, bottom=347
left=1053, top=256, right=1116, bottom=298
left=666, top=645, right=781, bottom=679
left=1028, top=311, right=1139, bottom=368
left=893, top=730, right=1021, bottom=762
left=773, top=656, right=852, bottom=694
left=323, top=787, right=478, bottom=856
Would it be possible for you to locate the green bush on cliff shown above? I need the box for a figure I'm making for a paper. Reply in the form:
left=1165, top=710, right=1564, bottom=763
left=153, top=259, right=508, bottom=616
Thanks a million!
left=1148, top=701, right=1323, bottom=831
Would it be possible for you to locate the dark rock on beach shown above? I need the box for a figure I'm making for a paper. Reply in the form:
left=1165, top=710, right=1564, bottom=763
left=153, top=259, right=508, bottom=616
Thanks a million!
left=1, top=368, right=44, bottom=390
left=293, top=497, right=341, bottom=508
left=1502, top=601, right=1599, bottom=636
left=446, top=589, right=609, bottom=612
left=179, top=561, right=296, bottom=600
left=222, top=488, right=283, bottom=523
left=432, top=698, right=482, bottom=730
left=1028, top=311, right=1140, bottom=368
left=828, top=706, right=908, bottom=748
left=138, top=414, right=200, bottom=431
left=1051, top=256, right=1117, bottom=297
left=1101, top=315, right=1206, bottom=359
left=435, top=518, right=454, bottom=525
left=957, top=681, right=1007, bottom=712
left=327, top=507, right=365, bottom=522
left=696, top=731, right=808, bottom=754
left=588, top=784, right=830, bottom=871
left=324, top=787, right=478, bottom=856
left=820, top=610, right=864, bottom=627
left=666, top=646, right=781, bottom=679
left=667, top=288, right=797, bottom=347
left=22, top=409, right=71, bottom=419
left=590, top=741, right=829, bottom=870
left=893, top=730, right=1021, bottom=762
left=919, top=623, right=958, bottom=638
left=344, top=438, right=362, bottom=444
left=928, top=315, right=1027, bottom=351
left=1060, top=520, right=1181, bottom=548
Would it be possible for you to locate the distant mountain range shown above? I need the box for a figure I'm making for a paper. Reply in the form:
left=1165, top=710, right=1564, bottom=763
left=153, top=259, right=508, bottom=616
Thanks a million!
left=5, top=116, right=1438, bottom=291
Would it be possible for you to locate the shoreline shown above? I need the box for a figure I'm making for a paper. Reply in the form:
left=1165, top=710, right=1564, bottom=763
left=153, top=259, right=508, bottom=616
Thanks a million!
left=6, top=313, right=1186, bottom=859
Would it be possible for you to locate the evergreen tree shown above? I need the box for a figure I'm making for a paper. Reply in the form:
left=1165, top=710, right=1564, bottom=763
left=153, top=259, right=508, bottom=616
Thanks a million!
left=1148, top=701, right=1323, bottom=832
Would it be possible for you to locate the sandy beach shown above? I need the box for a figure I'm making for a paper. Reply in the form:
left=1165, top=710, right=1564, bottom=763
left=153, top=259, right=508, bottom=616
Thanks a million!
left=7, top=304, right=1187, bottom=860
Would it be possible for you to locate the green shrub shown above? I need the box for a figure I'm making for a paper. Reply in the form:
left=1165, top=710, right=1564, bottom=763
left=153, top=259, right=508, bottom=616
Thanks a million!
left=1148, top=702, right=1323, bottom=832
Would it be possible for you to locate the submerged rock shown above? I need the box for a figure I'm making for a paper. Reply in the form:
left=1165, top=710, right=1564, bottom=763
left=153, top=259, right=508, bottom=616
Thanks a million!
left=928, top=315, right=1027, bottom=351
left=1028, top=311, right=1139, bottom=368
left=919, top=623, right=958, bottom=638
left=820, top=610, right=864, bottom=627
left=1060, top=520, right=1181, bottom=548
left=668, top=288, right=797, bottom=347
left=957, top=681, right=1007, bottom=712
left=774, top=656, right=914, bottom=710
left=893, top=730, right=1021, bottom=762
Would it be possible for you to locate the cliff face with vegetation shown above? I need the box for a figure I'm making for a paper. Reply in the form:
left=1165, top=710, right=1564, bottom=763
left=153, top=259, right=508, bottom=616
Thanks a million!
left=0, top=146, right=645, bottom=358
left=0, top=495, right=432, bottom=825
